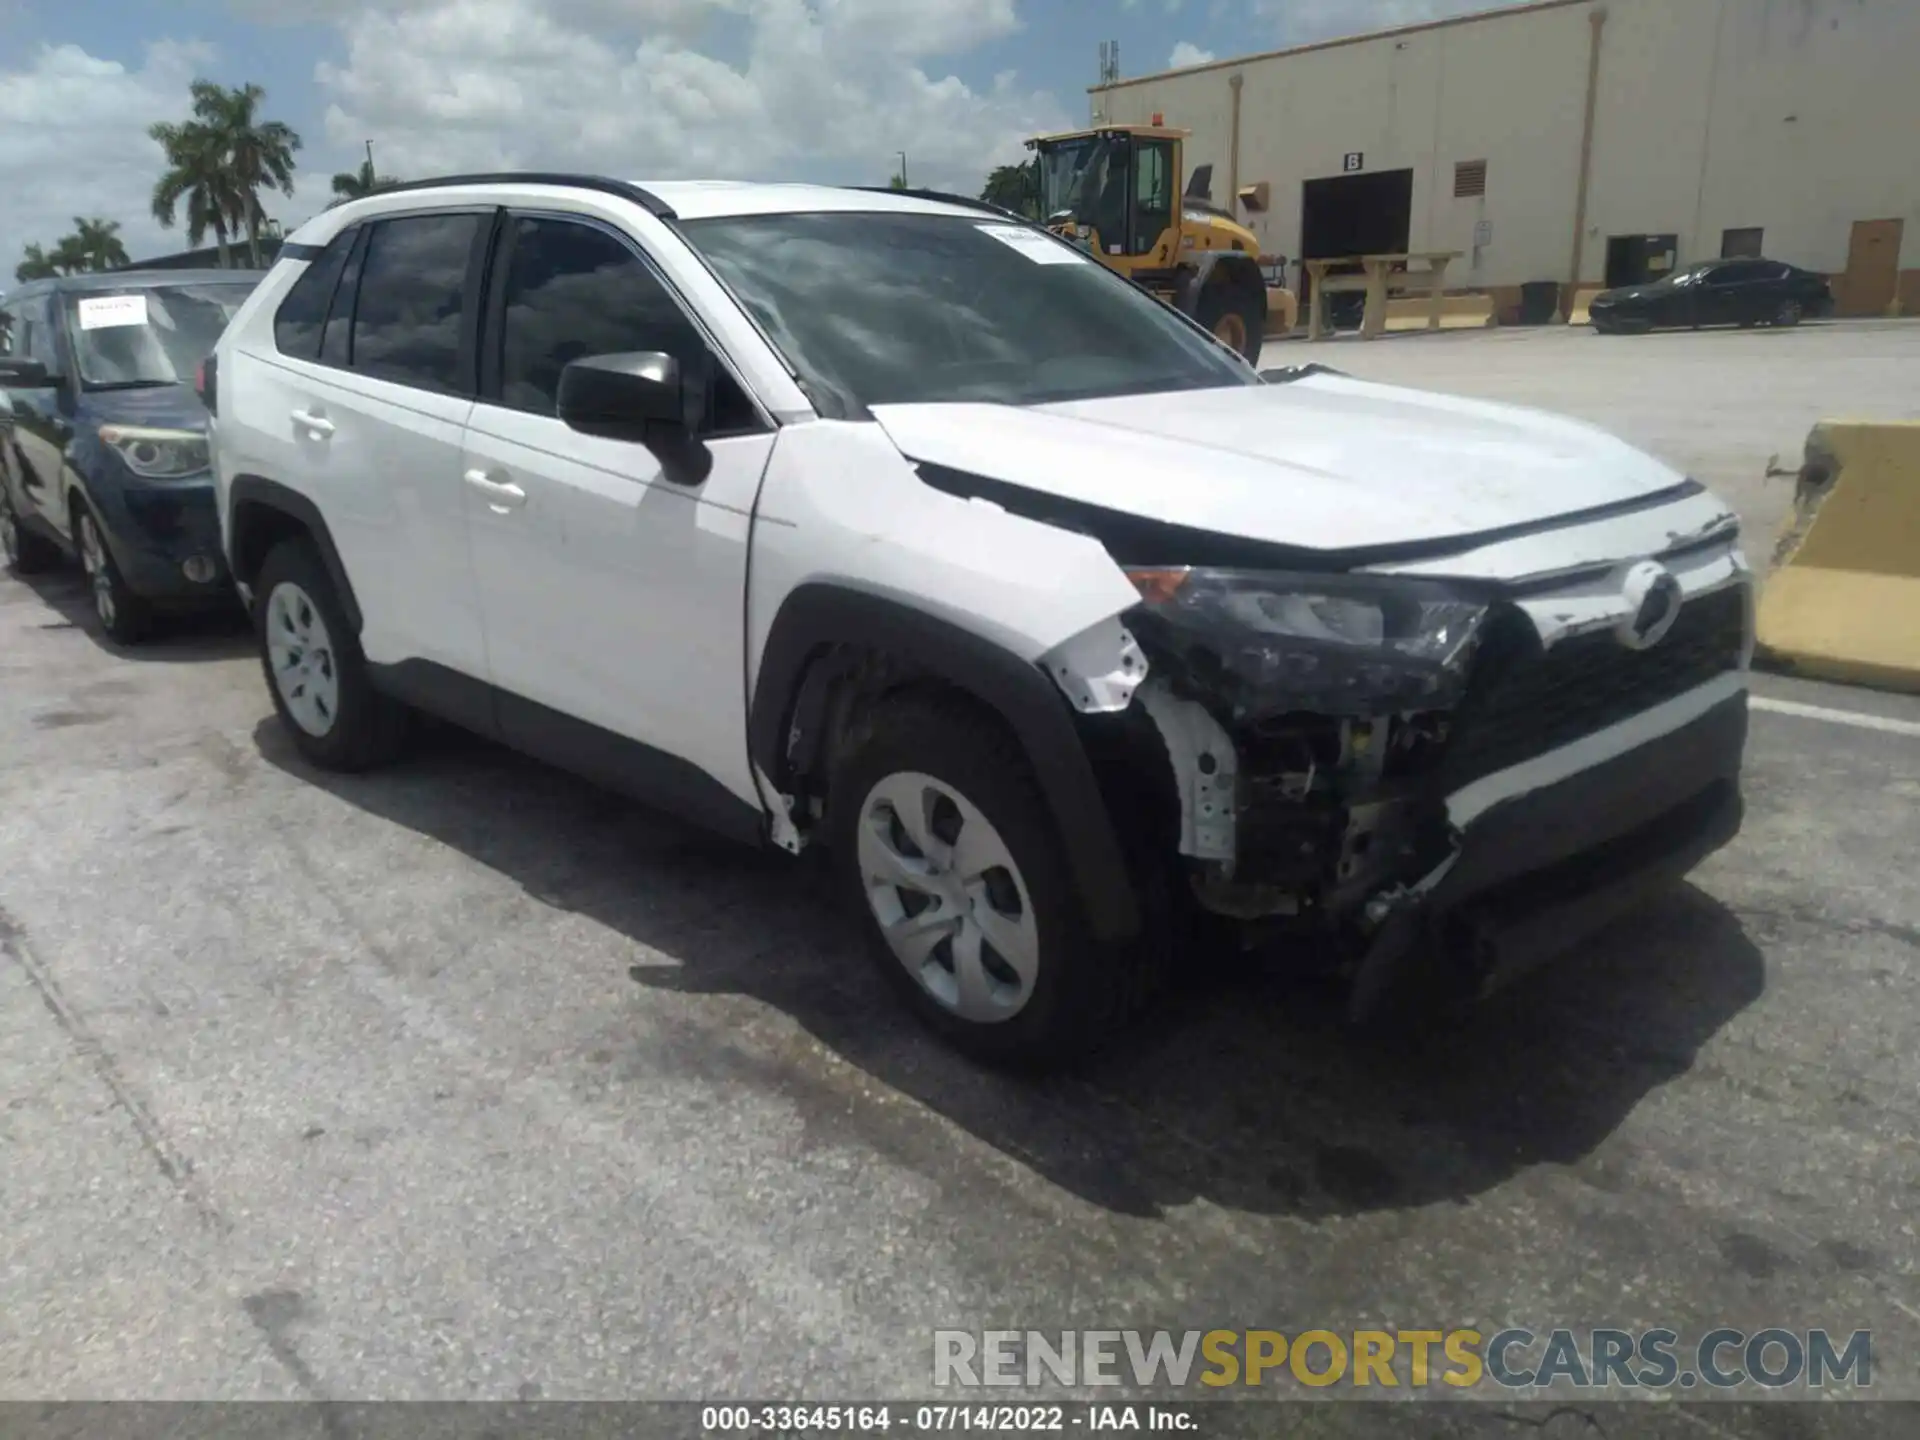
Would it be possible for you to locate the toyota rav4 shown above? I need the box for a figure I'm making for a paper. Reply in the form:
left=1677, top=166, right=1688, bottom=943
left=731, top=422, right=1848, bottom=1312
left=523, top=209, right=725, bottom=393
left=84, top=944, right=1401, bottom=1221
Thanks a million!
left=206, top=175, right=1752, bottom=1066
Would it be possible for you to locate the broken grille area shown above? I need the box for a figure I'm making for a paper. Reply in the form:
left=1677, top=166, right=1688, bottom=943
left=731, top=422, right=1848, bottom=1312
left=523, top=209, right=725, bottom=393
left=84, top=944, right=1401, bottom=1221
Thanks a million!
left=1441, top=584, right=1748, bottom=789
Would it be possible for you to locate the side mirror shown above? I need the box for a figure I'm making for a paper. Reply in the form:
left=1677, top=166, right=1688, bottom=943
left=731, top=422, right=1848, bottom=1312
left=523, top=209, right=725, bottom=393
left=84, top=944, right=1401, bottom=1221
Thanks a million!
left=0, top=357, right=53, bottom=389
left=557, top=352, right=689, bottom=444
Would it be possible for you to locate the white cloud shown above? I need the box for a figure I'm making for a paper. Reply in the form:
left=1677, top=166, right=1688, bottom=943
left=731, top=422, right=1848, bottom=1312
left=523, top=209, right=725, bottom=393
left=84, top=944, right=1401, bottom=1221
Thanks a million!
left=301, top=0, right=1065, bottom=201
left=1167, top=40, right=1215, bottom=68
left=0, top=40, right=218, bottom=279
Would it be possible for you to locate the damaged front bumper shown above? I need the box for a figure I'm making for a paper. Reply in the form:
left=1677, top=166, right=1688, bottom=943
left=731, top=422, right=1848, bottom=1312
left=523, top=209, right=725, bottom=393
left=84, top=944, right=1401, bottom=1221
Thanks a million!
left=1346, top=675, right=1746, bottom=1019
left=1042, top=528, right=1754, bottom=1017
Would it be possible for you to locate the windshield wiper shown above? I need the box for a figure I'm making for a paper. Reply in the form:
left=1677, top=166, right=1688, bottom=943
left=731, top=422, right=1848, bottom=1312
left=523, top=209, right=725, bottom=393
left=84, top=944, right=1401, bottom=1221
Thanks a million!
left=83, top=379, right=180, bottom=392
left=1258, top=363, right=1346, bottom=384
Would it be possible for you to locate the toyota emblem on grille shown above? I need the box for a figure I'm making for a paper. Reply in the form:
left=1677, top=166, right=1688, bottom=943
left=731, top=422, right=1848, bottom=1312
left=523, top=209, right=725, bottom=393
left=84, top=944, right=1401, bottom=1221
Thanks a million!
left=1616, top=561, right=1684, bottom=650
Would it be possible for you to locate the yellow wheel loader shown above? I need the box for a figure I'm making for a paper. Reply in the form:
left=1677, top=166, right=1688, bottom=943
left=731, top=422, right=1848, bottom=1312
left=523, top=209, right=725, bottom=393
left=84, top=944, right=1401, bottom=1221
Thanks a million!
left=1025, top=123, right=1295, bottom=364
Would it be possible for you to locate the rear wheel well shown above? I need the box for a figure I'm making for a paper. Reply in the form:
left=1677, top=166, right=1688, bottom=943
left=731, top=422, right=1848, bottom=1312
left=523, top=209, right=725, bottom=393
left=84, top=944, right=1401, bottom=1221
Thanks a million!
left=229, top=499, right=313, bottom=591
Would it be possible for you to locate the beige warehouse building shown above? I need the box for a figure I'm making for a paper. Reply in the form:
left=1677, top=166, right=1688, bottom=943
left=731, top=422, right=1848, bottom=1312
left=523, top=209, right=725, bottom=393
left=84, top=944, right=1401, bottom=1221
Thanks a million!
left=1090, top=0, right=1920, bottom=321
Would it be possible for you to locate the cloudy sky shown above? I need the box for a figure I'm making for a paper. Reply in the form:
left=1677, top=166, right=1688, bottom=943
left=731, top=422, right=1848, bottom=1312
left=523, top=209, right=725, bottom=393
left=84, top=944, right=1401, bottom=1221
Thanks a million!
left=0, top=0, right=1508, bottom=275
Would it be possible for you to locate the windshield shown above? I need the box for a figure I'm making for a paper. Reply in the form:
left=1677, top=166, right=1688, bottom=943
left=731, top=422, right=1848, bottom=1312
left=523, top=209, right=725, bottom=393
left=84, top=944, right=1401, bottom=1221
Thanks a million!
left=1037, top=135, right=1114, bottom=227
left=681, top=211, right=1254, bottom=416
left=65, top=282, right=255, bottom=389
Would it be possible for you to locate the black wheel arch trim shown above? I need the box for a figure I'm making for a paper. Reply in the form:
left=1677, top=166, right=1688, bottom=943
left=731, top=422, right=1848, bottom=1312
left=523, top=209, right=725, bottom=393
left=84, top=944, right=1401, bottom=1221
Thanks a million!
left=749, top=582, right=1143, bottom=943
left=226, top=474, right=363, bottom=634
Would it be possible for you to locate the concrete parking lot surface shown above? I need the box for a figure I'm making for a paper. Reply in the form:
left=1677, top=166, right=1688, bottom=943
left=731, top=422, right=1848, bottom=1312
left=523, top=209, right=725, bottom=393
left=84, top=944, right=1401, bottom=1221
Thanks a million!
left=4, top=324, right=1920, bottom=1431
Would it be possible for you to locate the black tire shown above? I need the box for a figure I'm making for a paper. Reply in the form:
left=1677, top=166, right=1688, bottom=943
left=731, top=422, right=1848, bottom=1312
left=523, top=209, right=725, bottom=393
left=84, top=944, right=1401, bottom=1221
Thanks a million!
left=1, top=482, right=60, bottom=575
left=73, top=503, right=153, bottom=644
left=1194, top=274, right=1266, bottom=364
left=1774, top=300, right=1803, bottom=328
left=255, top=536, right=407, bottom=771
left=828, top=692, right=1153, bottom=1069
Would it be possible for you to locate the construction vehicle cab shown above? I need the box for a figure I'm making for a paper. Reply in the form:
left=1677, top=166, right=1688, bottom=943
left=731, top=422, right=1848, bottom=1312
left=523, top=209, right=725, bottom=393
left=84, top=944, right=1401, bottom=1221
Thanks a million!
left=1025, top=122, right=1286, bottom=363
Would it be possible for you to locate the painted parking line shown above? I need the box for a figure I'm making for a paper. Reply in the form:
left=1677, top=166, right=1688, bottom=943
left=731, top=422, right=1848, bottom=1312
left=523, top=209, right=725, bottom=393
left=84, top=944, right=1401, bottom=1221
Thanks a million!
left=1751, top=695, right=1920, bottom=738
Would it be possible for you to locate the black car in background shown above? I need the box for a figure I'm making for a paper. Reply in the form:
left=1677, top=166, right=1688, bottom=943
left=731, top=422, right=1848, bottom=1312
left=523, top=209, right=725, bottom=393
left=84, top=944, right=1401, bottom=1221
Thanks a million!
left=1588, top=258, right=1834, bottom=334
left=0, top=269, right=262, bottom=641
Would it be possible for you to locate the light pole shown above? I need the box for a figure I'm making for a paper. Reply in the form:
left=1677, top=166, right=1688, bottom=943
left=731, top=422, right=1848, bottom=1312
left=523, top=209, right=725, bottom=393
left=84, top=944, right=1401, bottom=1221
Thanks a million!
left=895, top=151, right=908, bottom=187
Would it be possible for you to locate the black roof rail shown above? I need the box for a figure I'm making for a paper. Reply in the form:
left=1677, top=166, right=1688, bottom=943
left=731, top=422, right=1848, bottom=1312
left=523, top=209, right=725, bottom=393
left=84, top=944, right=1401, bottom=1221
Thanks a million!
left=848, top=186, right=1028, bottom=223
left=357, top=172, right=678, bottom=220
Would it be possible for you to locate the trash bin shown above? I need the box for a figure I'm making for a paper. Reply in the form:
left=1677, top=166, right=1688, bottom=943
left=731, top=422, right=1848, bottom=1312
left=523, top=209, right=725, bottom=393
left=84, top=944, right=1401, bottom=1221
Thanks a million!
left=1518, top=281, right=1561, bottom=326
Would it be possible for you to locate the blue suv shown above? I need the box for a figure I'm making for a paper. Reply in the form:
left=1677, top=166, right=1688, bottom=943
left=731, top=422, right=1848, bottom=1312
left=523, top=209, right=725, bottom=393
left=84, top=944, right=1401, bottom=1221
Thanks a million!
left=1, top=270, right=262, bottom=641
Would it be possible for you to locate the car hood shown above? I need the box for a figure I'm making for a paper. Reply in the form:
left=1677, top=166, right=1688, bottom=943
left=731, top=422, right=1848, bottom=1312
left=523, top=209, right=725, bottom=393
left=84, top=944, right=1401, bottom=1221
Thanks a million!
left=869, top=375, right=1692, bottom=558
left=77, top=382, right=209, bottom=431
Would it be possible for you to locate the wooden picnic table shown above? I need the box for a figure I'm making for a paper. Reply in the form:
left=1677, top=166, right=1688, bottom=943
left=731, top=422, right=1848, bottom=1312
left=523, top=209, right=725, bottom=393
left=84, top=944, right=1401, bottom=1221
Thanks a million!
left=1303, top=251, right=1465, bottom=341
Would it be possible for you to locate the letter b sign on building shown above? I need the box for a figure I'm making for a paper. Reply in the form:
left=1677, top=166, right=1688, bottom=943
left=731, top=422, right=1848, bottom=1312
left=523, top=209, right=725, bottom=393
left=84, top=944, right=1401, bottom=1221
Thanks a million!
left=1343, top=152, right=1363, bottom=172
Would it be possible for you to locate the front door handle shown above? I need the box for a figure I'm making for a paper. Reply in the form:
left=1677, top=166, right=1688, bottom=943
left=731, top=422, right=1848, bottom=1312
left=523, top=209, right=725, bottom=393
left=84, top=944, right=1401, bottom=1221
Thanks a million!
left=464, top=468, right=527, bottom=512
left=290, top=408, right=334, bottom=439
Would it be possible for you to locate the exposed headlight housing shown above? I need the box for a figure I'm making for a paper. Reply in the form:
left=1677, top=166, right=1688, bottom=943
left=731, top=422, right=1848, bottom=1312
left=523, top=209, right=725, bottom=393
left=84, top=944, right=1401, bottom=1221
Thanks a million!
left=98, top=425, right=210, bottom=480
left=1124, top=567, right=1493, bottom=719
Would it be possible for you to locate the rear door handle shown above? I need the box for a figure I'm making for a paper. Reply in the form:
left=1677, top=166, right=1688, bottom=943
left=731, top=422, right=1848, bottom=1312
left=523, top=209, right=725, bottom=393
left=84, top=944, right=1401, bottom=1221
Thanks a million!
left=290, top=408, right=334, bottom=439
left=464, top=468, right=527, bottom=512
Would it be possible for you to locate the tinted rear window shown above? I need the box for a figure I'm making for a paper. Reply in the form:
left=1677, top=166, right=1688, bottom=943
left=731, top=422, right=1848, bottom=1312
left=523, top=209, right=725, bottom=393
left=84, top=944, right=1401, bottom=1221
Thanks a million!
left=274, top=231, right=355, bottom=359
left=350, top=214, right=483, bottom=394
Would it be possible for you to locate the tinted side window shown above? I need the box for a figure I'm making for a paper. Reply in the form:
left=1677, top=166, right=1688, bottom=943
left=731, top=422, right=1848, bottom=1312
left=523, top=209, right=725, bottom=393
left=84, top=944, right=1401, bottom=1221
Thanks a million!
left=320, top=229, right=368, bottom=369
left=22, top=298, right=57, bottom=365
left=273, top=231, right=354, bottom=359
left=351, top=213, right=483, bottom=394
left=494, top=216, right=759, bottom=432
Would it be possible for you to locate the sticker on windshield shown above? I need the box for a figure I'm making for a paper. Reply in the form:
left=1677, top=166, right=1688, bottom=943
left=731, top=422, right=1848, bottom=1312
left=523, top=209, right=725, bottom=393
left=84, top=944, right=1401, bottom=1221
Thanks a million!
left=76, top=294, right=150, bottom=331
left=975, top=223, right=1087, bottom=265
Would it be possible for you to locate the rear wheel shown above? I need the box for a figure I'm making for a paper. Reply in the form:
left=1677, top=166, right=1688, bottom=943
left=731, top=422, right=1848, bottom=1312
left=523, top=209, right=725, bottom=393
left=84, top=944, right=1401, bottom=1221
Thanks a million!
left=255, top=537, right=408, bottom=771
left=75, top=505, right=152, bottom=644
left=1195, top=274, right=1266, bottom=364
left=1, top=484, right=60, bottom=575
left=829, top=693, right=1150, bottom=1068
left=1773, top=299, right=1804, bottom=328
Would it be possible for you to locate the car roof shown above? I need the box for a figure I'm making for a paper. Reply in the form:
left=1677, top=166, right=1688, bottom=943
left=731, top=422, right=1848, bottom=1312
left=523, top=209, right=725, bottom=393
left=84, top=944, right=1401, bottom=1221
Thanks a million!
left=290, top=175, right=1002, bottom=247
left=27, top=269, right=265, bottom=294
left=636, top=181, right=988, bottom=221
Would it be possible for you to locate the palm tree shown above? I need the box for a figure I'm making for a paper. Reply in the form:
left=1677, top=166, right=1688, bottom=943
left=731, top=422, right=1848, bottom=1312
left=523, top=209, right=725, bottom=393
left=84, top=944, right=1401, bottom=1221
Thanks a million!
left=149, top=81, right=302, bottom=268
left=150, top=118, right=238, bottom=267
left=14, top=244, right=61, bottom=283
left=70, top=217, right=130, bottom=272
left=980, top=162, right=1039, bottom=218
left=330, top=156, right=402, bottom=206
left=189, top=82, right=301, bottom=267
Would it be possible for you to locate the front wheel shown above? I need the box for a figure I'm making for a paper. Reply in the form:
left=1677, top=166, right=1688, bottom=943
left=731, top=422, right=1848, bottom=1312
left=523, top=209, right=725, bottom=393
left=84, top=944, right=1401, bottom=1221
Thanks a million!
left=75, top=505, right=152, bottom=643
left=255, top=537, right=408, bottom=771
left=829, top=694, right=1150, bottom=1068
left=1773, top=299, right=1804, bottom=328
left=1195, top=278, right=1266, bottom=364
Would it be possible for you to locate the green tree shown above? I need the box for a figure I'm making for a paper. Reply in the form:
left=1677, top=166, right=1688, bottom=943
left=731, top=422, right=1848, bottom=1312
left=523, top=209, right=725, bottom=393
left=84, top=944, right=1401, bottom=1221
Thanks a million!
left=887, top=172, right=909, bottom=191
left=150, top=117, right=239, bottom=267
left=14, top=244, right=62, bottom=283
left=329, top=156, right=402, bottom=206
left=70, top=217, right=131, bottom=271
left=980, top=161, right=1039, bottom=218
left=149, top=80, right=302, bottom=268
left=191, top=81, right=301, bottom=267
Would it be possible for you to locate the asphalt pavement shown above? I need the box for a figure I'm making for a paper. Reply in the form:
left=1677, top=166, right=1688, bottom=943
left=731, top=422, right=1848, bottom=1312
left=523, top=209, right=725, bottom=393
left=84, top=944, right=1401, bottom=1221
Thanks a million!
left=3, top=321, right=1918, bottom=1433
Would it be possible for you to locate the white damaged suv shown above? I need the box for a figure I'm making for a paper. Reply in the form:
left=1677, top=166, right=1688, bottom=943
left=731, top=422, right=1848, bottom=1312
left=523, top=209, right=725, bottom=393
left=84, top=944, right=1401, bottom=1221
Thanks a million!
left=205, top=175, right=1752, bottom=1066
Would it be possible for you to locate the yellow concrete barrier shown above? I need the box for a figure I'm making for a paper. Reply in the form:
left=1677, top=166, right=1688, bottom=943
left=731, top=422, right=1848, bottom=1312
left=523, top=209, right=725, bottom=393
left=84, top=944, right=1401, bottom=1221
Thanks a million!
left=1754, top=421, right=1920, bottom=693
left=1381, top=294, right=1496, bottom=332
left=1567, top=284, right=1605, bottom=326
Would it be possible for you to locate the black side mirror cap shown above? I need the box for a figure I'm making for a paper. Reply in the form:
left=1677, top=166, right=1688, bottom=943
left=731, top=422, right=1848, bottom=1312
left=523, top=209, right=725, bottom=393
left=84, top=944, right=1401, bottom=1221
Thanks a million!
left=557, top=351, right=688, bottom=444
left=0, top=357, right=53, bottom=388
